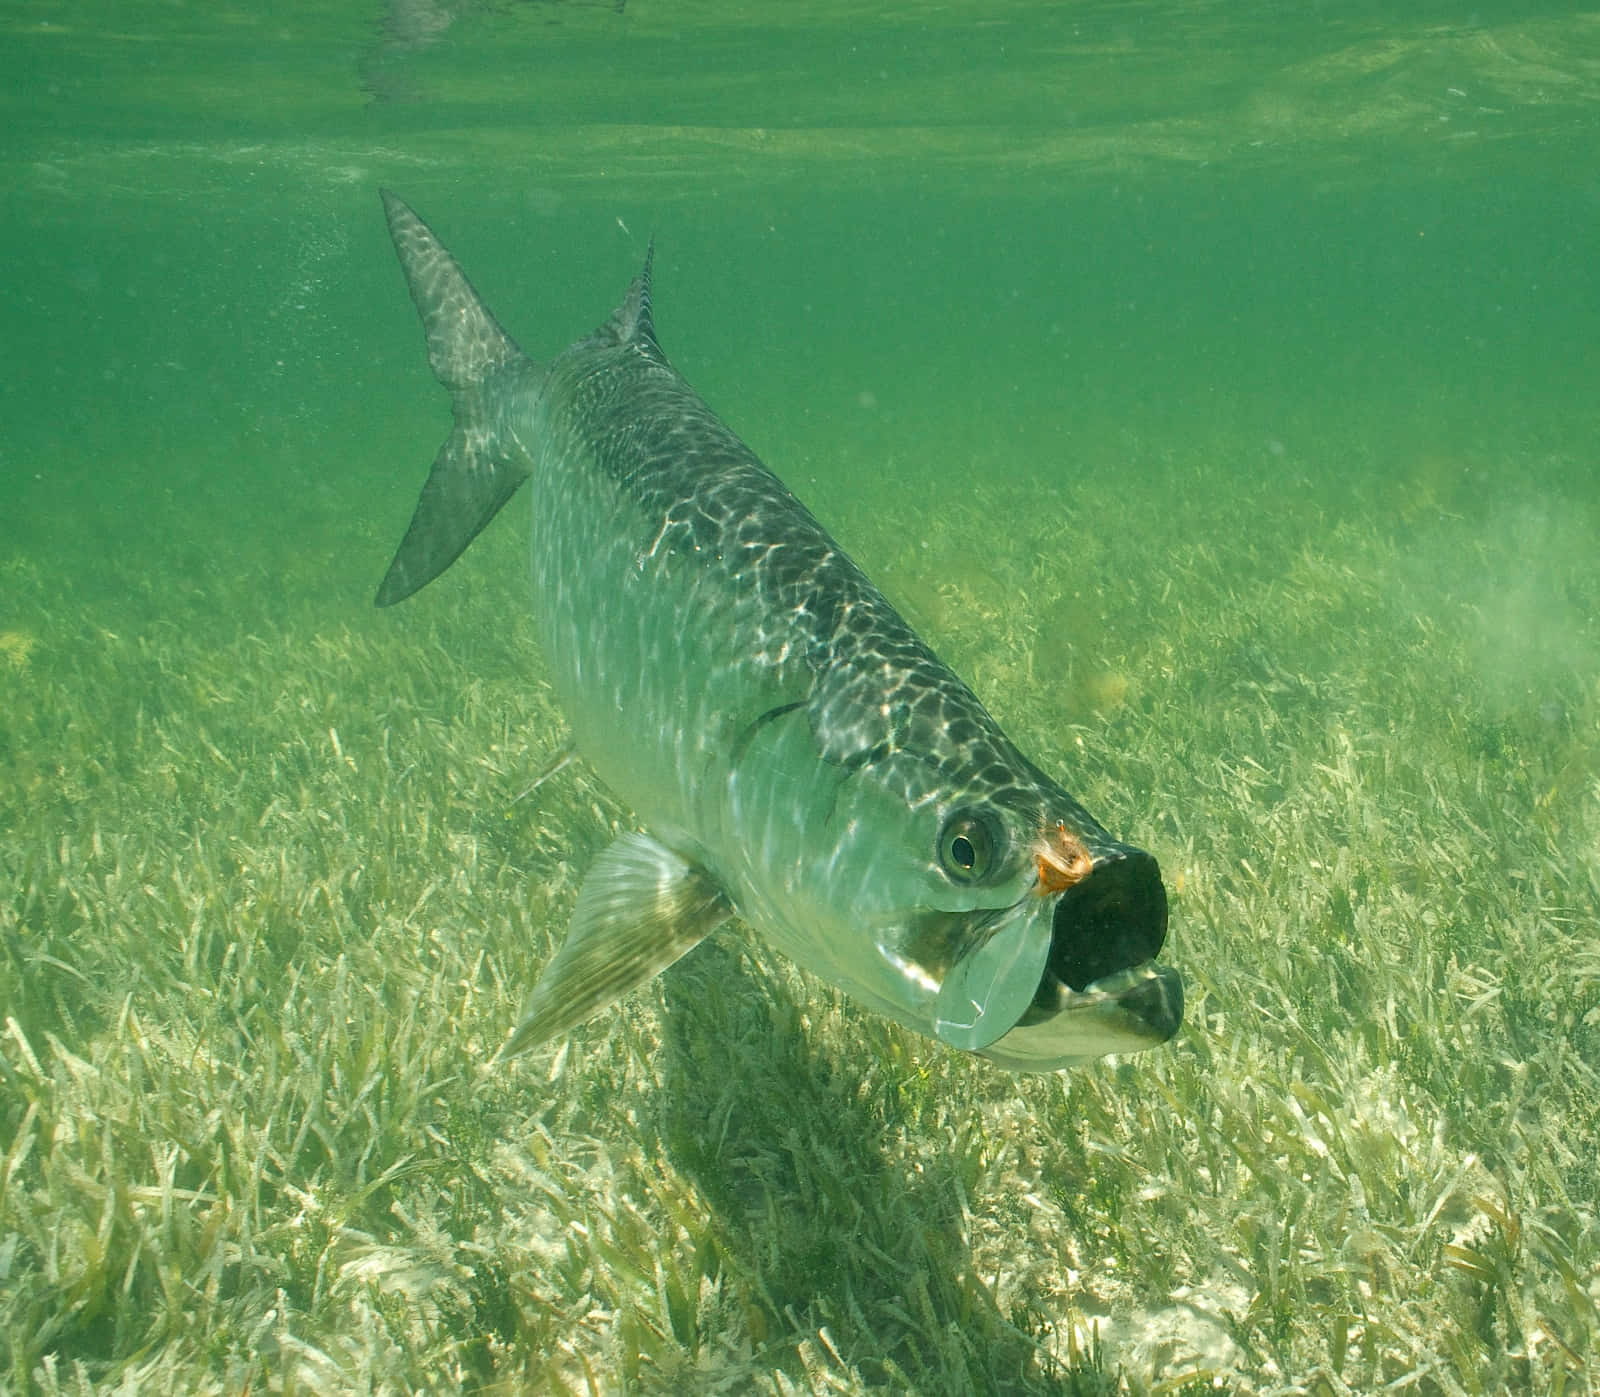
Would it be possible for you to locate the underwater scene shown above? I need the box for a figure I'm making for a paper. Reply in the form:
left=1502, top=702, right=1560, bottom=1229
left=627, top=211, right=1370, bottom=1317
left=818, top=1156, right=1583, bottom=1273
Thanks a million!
left=2, top=1, right=1598, bottom=1391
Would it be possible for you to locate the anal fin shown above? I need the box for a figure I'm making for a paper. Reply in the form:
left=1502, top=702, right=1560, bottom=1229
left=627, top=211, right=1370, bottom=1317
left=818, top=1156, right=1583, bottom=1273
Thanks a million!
left=498, top=831, right=733, bottom=1062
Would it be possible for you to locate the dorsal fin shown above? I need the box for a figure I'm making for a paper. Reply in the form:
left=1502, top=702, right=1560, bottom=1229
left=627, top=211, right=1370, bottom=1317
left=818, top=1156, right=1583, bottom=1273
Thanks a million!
left=600, top=239, right=658, bottom=351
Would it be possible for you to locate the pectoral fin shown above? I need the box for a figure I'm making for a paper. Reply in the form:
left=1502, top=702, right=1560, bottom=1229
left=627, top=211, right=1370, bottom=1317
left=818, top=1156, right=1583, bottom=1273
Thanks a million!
left=498, top=831, right=733, bottom=1061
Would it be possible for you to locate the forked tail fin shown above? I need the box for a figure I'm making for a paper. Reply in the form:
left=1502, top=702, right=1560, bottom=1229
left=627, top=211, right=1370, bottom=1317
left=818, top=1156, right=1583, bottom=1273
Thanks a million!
left=375, top=190, right=533, bottom=607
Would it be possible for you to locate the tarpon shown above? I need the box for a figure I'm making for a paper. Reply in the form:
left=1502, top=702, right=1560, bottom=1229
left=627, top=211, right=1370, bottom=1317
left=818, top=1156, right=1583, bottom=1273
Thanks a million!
left=375, top=192, right=1181, bottom=1071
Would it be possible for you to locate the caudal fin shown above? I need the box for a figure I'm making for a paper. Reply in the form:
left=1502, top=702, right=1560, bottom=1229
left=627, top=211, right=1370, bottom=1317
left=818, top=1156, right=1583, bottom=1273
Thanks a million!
left=375, top=190, right=532, bottom=607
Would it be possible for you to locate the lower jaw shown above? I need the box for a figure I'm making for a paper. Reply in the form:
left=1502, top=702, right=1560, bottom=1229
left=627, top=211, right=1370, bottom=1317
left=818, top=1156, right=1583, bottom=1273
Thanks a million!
left=978, top=961, right=1184, bottom=1072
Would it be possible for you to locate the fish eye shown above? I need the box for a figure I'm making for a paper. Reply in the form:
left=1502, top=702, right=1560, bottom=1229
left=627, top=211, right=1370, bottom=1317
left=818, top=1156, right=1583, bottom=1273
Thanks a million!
left=937, top=809, right=1002, bottom=883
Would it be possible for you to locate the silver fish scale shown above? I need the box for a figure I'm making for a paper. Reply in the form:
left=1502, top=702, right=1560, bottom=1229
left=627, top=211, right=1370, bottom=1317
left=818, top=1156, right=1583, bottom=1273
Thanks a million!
left=525, top=316, right=1104, bottom=861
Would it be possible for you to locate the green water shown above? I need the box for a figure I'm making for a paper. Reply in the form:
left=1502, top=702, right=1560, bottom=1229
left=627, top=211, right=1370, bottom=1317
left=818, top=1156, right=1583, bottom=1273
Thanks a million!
left=2, top=3, right=1598, bottom=1393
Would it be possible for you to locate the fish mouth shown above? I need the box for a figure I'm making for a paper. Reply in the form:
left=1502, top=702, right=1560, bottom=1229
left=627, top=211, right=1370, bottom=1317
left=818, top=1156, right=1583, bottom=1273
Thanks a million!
left=981, top=844, right=1183, bottom=1071
left=1047, top=845, right=1169, bottom=994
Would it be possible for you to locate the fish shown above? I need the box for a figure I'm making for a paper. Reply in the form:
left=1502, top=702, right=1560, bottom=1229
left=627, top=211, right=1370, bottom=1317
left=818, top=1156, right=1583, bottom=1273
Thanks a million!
left=375, top=191, right=1182, bottom=1071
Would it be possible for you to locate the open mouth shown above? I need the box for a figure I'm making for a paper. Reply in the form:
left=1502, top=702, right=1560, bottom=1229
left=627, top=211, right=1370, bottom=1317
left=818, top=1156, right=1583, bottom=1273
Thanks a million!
left=1045, top=844, right=1169, bottom=996
left=979, top=843, right=1182, bottom=1070
left=925, top=838, right=1182, bottom=1065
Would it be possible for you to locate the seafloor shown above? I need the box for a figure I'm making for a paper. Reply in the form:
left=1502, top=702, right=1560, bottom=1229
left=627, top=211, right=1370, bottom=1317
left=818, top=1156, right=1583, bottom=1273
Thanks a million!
left=2, top=413, right=1596, bottom=1392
